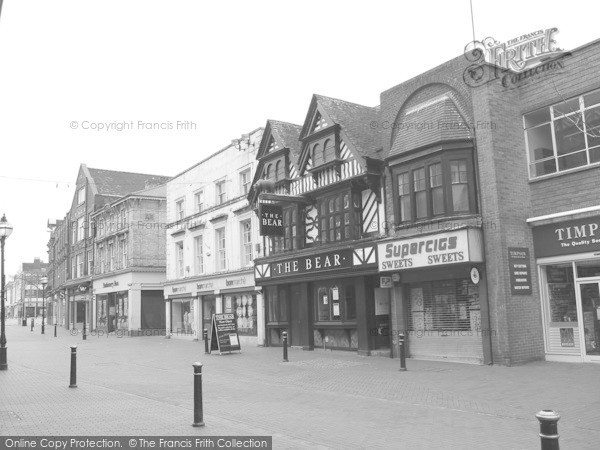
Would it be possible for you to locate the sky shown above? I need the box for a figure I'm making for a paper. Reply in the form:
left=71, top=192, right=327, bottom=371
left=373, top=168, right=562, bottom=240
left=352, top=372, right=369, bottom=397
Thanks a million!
left=0, top=0, right=598, bottom=275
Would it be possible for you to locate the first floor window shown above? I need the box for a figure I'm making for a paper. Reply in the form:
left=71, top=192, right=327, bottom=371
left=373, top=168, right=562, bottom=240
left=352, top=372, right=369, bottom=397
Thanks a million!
left=241, top=220, right=252, bottom=266
left=176, top=241, right=184, bottom=277
left=194, top=235, right=204, bottom=275
left=216, top=228, right=226, bottom=270
left=318, top=191, right=359, bottom=244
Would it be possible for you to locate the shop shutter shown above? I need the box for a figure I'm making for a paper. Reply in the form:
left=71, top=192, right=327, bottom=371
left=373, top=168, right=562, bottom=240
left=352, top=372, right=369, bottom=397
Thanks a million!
left=407, top=278, right=484, bottom=363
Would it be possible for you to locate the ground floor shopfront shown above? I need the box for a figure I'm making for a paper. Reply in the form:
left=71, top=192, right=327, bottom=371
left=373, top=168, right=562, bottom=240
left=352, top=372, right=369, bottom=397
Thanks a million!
left=254, top=244, right=384, bottom=355
left=378, top=228, right=491, bottom=364
left=164, top=269, right=263, bottom=346
left=531, top=211, right=600, bottom=363
left=62, top=282, right=92, bottom=331
left=92, top=271, right=165, bottom=334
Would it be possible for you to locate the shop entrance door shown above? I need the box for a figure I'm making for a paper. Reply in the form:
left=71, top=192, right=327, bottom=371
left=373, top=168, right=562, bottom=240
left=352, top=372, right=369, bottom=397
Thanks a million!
left=202, top=297, right=215, bottom=340
left=108, top=297, right=117, bottom=333
left=577, top=282, right=600, bottom=361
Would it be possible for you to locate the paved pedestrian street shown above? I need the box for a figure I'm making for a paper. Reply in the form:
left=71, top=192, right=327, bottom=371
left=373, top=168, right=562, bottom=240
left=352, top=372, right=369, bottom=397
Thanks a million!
left=1, top=320, right=599, bottom=449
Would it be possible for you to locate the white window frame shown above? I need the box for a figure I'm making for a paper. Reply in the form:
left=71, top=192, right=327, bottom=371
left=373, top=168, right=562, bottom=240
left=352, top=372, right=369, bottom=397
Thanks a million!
left=77, top=187, right=86, bottom=205
left=175, top=241, right=184, bottom=278
left=216, top=227, right=227, bottom=271
left=194, top=189, right=205, bottom=213
left=239, top=168, right=251, bottom=196
left=194, top=234, right=204, bottom=275
left=175, top=198, right=185, bottom=221
left=240, top=220, right=252, bottom=267
left=215, top=179, right=227, bottom=205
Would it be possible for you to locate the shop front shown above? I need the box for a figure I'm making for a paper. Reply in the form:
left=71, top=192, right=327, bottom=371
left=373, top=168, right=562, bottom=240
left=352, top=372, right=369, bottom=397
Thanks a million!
left=92, top=271, right=165, bottom=335
left=164, top=269, right=263, bottom=346
left=254, top=244, right=381, bottom=355
left=531, top=214, right=600, bottom=363
left=67, top=283, right=92, bottom=331
left=378, top=228, right=490, bottom=364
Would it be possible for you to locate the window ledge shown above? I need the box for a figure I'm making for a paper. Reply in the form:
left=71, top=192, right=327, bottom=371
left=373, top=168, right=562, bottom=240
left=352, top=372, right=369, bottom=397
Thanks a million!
left=529, top=161, right=600, bottom=183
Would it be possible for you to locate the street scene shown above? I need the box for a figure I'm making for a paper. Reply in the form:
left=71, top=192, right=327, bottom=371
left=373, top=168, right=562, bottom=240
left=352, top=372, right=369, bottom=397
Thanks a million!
left=2, top=0, right=600, bottom=449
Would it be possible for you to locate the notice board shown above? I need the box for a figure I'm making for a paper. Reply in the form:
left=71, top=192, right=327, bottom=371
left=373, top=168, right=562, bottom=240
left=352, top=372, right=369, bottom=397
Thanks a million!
left=209, top=313, right=241, bottom=354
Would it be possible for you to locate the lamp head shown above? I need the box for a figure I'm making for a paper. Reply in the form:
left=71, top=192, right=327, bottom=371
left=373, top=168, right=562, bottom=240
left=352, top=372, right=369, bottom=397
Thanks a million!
left=0, top=214, right=13, bottom=239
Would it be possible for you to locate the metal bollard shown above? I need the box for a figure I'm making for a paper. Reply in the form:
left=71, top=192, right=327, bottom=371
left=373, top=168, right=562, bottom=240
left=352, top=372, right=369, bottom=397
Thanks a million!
left=282, top=330, right=289, bottom=362
left=398, top=332, right=407, bottom=371
left=192, top=362, right=205, bottom=427
left=54, top=323, right=57, bottom=338
left=30, top=318, right=34, bottom=331
left=203, top=329, right=209, bottom=354
left=82, top=322, right=86, bottom=341
left=69, top=346, right=77, bottom=388
left=536, top=410, right=560, bottom=450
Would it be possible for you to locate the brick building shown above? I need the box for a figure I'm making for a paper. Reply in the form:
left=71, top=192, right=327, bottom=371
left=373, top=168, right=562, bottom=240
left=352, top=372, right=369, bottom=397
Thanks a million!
left=164, top=128, right=264, bottom=347
left=12, top=258, right=49, bottom=323
left=90, top=183, right=168, bottom=335
left=47, top=164, right=170, bottom=332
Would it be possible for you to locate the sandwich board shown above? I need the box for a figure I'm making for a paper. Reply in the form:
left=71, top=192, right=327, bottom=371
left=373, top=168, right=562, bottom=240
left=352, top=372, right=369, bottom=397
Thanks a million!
left=209, top=313, right=241, bottom=355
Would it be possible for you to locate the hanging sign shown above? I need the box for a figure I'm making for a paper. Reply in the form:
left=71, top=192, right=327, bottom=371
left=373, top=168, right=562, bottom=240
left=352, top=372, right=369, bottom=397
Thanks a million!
left=259, top=203, right=284, bottom=236
left=209, top=313, right=241, bottom=354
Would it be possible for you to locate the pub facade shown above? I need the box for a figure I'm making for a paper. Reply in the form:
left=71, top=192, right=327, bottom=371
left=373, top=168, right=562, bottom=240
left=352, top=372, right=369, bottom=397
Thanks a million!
left=249, top=98, right=388, bottom=355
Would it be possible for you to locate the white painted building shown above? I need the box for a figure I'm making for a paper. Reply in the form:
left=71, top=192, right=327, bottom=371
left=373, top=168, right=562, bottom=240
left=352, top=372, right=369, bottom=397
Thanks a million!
left=164, top=128, right=264, bottom=347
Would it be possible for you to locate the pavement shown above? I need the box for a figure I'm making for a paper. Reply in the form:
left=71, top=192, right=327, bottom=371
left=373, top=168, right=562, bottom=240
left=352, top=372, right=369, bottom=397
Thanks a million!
left=1, top=318, right=599, bottom=449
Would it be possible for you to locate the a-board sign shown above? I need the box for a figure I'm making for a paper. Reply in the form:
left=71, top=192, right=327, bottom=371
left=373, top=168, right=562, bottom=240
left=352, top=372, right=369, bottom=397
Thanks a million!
left=209, top=313, right=241, bottom=354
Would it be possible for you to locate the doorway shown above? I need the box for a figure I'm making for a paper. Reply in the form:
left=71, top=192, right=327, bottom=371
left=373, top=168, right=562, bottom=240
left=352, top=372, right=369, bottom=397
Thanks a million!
left=290, top=284, right=303, bottom=346
left=202, top=296, right=216, bottom=340
left=577, top=282, right=600, bottom=360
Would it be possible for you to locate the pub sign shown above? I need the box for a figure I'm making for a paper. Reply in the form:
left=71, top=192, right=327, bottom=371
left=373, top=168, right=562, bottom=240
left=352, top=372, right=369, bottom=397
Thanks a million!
left=259, top=203, right=284, bottom=237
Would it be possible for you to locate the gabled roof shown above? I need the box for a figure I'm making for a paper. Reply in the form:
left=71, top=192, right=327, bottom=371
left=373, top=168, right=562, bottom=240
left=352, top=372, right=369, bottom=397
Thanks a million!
left=301, top=94, right=382, bottom=159
left=389, top=95, right=473, bottom=158
left=268, top=120, right=303, bottom=163
left=86, top=168, right=171, bottom=197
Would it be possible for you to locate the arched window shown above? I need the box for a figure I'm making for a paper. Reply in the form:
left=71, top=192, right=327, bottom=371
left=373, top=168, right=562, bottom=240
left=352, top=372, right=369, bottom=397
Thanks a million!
left=313, top=144, right=320, bottom=165
left=275, top=161, right=282, bottom=181
left=323, top=139, right=331, bottom=163
left=264, top=164, right=271, bottom=180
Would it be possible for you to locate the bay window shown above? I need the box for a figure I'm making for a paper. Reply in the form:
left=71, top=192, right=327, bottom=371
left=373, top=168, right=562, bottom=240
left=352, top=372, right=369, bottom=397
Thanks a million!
left=392, top=150, right=476, bottom=224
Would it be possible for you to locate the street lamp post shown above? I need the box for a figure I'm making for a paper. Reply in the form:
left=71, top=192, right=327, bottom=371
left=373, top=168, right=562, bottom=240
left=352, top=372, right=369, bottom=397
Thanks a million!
left=40, top=276, right=47, bottom=335
left=1, top=213, right=14, bottom=371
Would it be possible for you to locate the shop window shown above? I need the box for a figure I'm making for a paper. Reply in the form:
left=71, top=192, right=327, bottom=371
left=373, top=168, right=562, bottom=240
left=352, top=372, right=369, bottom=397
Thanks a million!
left=544, top=264, right=577, bottom=323
left=524, top=88, right=600, bottom=178
left=267, top=286, right=288, bottom=323
left=315, top=283, right=355, bottom=322
left=229, top=294, right=257, bottom=336
left=392, top=151, right=476, bottom=224
left=408, top=279, right=480, bottom=332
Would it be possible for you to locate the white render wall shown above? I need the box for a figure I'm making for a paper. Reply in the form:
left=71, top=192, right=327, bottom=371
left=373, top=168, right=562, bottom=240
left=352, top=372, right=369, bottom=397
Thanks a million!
left=165, top=129, right=263, bottom=283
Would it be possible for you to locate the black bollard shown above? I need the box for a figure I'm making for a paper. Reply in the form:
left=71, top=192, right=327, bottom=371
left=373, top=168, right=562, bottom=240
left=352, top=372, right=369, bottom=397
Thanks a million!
left=30, top=318, right=34, bottom=332
left=82, top=322, right=86, bottom=341
left=54, top=323, right=57, bottom=338
left=203, top=329, right=209, bottom=354
left=192, top=362, right=205, bottom=427
left=536, top=410, right=560, bottom=450
left=69, top=346, right=77, bottom=388
left=398, top=332, right=407, bottom=371
left=282, top=330, right=288, bottom=362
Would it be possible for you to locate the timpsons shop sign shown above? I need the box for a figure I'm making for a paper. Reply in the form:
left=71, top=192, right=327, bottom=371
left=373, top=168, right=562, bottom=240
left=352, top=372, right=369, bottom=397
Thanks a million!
left=378, top=229, right=484, bottom=272
left=532, top=216, right=600, bottom=258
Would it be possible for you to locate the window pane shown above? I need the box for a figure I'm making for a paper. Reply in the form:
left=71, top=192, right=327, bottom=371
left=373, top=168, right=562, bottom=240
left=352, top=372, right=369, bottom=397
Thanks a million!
left=524, top=108, right=551, bottom=128
left=413, top=168, right=425, bottom=192
left=557, top=150, right=587, bottom=171
left=415, top=191, right=427, bottom=219
left=584, top=105, right=600, bottom=149
left=553, top=98, right=580, bottom=117
left=343, top=194, right=350, bottom=209
left=531, top=159, right=557, bottom=177
left=400, top=196, right=411, bottom=222
left=429, top=163, right=442, bottom=187
left=397, top=173, right=409, bottom=195
left=452, top=184, right=469, bottom=212
left=590, top=147, right=600, bottom=164
left=545, top=264, right=576, bottom=323
left=432, top=187, right=444, bottom=215
left=318, top=287, right=330, bottom=321
left=554, top=115, right=586, bottom=155
left=584, top=90, right=600, bottom=109
left=526, top=124, right=554, bottom=162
